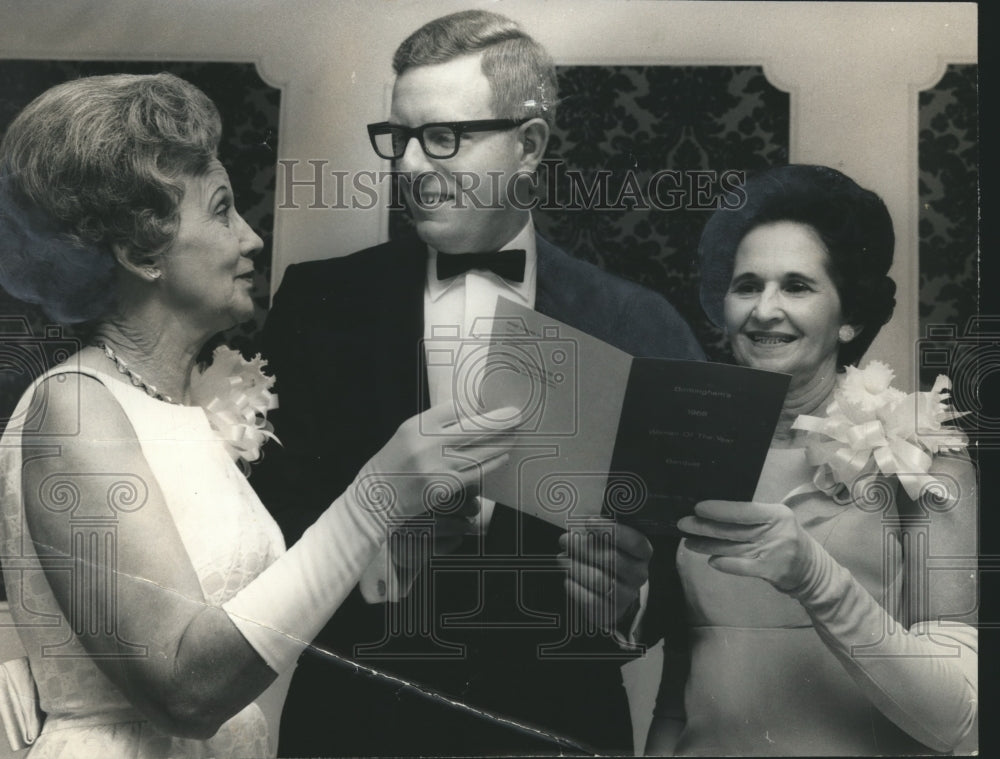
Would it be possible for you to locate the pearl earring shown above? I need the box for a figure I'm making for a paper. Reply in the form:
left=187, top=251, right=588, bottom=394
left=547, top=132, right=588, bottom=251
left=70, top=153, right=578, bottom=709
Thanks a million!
left=838, top=325, right=855, bottom=343
left=145, top=268, right=161, bottom=280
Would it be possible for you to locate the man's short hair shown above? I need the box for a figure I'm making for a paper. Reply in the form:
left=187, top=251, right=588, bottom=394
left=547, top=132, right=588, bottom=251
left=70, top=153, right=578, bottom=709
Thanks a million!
left=392, top=9, right=558, bottom=127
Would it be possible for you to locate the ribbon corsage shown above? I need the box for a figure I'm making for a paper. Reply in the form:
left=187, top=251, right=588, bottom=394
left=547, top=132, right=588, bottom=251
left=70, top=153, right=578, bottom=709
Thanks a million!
left=190, top=346, right=279, bottom=474
left=791, top=360, right=968, bottom=503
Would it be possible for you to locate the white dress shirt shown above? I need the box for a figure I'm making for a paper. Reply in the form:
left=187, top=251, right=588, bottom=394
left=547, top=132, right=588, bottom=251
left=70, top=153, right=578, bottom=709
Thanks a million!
left=422, top=218, right=538, bottom=534
left=359, top=219, right=537, bottom=602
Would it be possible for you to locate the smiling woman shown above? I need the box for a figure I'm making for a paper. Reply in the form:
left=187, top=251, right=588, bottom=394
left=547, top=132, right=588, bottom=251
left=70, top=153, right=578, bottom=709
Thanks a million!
left=698, top=164, right=897, bottom=377
left=645, top=164, right=978, bottom=756
left=724, top=220, right=847, bottom=387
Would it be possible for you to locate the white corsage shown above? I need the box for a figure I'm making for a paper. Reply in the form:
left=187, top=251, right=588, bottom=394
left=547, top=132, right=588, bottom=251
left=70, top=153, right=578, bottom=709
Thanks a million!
left=791, top=360, right=968, bottom=502
left=190, top=346, right=279, bottom=474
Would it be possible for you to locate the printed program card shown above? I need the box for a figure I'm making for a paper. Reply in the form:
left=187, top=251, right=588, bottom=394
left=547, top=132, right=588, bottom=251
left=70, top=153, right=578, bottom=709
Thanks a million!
left=470, top=297, right=790, bottom=534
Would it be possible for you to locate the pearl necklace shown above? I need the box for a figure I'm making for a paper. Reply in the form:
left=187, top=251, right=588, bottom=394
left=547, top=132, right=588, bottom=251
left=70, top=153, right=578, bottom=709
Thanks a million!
left=94, top=342, right=179, bottom=404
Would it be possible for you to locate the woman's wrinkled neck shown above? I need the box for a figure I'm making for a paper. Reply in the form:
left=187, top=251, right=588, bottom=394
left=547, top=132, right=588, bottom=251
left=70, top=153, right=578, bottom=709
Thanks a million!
left=772, top=359, right=840, bottom=447
left=90, top=304, right=207, bottom=404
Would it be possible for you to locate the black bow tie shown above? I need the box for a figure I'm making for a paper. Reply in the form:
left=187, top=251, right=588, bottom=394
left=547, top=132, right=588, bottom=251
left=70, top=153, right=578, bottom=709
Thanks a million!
left=436, top=249, right=526, bottom=283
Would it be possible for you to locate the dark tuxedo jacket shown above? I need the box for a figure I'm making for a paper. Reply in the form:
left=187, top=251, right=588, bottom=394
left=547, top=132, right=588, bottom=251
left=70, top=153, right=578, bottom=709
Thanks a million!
left=251, top=233, right=704, bottom=756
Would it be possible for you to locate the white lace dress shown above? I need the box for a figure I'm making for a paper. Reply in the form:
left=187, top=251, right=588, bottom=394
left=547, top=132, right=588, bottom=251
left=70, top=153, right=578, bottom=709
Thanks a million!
left=0, top=365, right=287, bottom=758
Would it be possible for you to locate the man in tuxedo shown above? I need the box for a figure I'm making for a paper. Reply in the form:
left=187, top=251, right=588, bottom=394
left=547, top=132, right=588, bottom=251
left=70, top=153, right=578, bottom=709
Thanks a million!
left=252, top=9, right=705, bottom=756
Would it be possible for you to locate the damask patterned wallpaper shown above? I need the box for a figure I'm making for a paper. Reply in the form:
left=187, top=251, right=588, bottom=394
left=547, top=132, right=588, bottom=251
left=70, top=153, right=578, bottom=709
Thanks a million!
left=537, top=65, right=789, bottom=361
left=917, top=63, right=978, bottom=390
left=0, top=60, right=279, bottom=426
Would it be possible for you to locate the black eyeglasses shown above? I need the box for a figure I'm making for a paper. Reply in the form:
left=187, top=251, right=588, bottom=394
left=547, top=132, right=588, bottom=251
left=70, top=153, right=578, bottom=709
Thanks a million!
left=367, top=118, right=531, bottom=160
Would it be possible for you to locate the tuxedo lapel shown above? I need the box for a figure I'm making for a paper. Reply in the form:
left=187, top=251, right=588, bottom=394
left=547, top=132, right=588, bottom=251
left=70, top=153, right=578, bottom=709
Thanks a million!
left=533, top=234, right=563, bottom=321
left=372, top=236, right=430, bottom=432
left=534, top=233, right=583, bottom=327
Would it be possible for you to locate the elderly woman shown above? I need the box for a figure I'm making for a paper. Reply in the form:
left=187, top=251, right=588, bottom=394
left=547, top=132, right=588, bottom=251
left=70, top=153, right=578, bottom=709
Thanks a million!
left=645, top=164, right=977, bottom=756
left=0, top=73, right=513, bottom=758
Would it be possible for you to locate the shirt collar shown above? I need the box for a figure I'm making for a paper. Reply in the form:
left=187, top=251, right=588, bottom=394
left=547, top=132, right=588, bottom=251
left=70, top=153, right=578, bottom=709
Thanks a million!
left=425, top=216, right=537, bottom=303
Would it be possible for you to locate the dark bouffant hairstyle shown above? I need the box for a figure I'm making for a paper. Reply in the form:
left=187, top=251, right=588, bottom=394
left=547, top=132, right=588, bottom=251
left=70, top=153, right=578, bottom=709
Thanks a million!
left=392, top=9, right=558, bottom=128
left=0, top=72, right=221, bottom=323
left=698, top=164, right=897, bottom=368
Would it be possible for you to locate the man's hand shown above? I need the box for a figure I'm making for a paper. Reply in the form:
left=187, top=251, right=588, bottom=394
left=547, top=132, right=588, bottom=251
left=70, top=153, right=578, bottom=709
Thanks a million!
left=389, top=493, right=481, bottom=586
left=558, top=520, right=653, bottom=632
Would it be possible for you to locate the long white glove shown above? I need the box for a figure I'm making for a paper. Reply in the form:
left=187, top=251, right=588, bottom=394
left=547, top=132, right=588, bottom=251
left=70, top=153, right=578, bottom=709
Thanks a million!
left=788, top=533, right=977, bottom=753
left=223, top=404, right=513, bottom=674
left=681, top=473, right=978, bottom=756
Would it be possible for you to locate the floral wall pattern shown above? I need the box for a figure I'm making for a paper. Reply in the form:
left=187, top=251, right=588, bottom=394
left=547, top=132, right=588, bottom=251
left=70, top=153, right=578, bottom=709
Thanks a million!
left=917, top=63, right=978, bottom=390
left=538, top=65, right=789, bottom=361
left=0, top=60, right=280, bottom=428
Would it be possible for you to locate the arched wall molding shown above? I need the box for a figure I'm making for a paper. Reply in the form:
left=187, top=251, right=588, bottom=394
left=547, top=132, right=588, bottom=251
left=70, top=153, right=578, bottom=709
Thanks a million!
left=517, top=1, right=976, bottom=392
left=754, top=38, right=975, bottom=394
left=0, top=0, right=977, bottom=390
